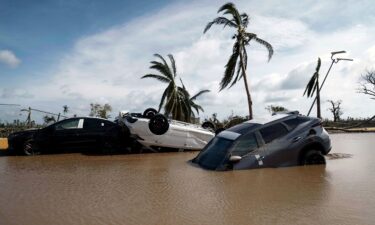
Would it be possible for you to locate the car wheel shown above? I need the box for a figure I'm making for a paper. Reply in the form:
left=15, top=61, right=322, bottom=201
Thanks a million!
left=143, top=108, right=158, bottom=119
left=202, top=121, right=216, bottom=132
left=23, top=139, right=40, bottom=156
left=302, top=149, right=326, bottom=165
left=149, top=114, right=169, bottom=135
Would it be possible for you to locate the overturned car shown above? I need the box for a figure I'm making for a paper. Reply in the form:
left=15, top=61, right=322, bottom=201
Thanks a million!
left=192, top=112, right=331, bottom=170
left=118, top=108, right=215, bottom=151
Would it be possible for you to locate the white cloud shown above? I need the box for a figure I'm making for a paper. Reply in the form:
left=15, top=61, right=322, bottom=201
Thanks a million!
left=0, top=50, right=21, bottom=68
left=2, top=0, right=375, bottom=122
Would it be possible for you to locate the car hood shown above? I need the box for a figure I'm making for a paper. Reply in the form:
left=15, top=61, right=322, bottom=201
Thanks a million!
left=8, top=129, right=39, bottom=138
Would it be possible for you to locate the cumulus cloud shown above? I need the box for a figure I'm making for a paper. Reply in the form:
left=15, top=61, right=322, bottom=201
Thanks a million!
left=2, top=0, right=375, bottom=122
left=0, top=50, right=21, bottom=68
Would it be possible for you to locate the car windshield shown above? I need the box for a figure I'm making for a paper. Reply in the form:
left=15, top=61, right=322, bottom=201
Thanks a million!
left=227, top=123, right=261, bottom=134
left=194, top=137, right=234, bottom=170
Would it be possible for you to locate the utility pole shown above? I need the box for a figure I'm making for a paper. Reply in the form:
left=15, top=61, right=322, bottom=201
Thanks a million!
left=307, top=51, right=353, bottom=116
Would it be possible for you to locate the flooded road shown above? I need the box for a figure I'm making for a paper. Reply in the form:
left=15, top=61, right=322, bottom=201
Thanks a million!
left=0, top=133, right=374, bottom=225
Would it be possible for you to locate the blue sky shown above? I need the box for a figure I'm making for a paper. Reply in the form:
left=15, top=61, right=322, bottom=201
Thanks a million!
left=1, top=0, right=375, bottom=123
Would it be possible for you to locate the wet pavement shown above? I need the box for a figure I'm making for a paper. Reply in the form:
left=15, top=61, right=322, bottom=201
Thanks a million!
left=0, top=133, right=374, bottom=225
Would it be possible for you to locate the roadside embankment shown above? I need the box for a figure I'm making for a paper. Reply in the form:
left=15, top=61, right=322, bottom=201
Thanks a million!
left=326, top=127, right=375, bottom=133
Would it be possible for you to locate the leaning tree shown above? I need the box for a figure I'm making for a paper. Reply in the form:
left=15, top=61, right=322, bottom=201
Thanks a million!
left=204, top=2, right=273, bottom=119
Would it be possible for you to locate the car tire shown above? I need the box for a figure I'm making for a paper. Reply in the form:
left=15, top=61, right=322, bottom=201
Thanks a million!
left=302, top=149, right=326, bottom=165
left=143, top=108, right=158, bottom=119
left=149, top=114, right=169, bottom=135
left=202, top=121, right=216, bottom=132
left=23, top=139, right=40, bottom=156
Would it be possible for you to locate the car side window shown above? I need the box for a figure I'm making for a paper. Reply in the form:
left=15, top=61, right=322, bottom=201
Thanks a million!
left=231, top=133, right=258, bottom=156
left=283, top=117, right=310, bottom=130
left=55, top=119, right=82, bottom=130
left=84, top=119, right=105, bottom=130
left=259, top=123, right=288, bottom=144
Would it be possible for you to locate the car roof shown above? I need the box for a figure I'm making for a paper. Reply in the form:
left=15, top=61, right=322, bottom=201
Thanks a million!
left=59, top=117, right=115, bottom=123
left=244, top=113, right=292, bottom=125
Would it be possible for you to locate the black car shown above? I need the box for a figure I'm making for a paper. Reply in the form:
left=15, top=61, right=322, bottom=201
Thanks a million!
left=8, top=117, right=130, bottom=155
left=192, top=113, right=331, bottom=171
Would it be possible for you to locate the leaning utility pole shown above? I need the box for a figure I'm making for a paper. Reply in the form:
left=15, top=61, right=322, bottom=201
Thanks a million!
left=307, top=51, right=353, bottom=116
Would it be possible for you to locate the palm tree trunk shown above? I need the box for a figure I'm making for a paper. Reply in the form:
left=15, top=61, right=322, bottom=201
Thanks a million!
left=239, top=50, right=253, bottom=120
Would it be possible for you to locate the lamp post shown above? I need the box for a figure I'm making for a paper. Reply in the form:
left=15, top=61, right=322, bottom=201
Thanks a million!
left=307, top=51, right=353, bottom=116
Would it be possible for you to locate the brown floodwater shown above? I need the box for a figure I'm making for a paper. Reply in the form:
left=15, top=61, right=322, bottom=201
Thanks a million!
left=0, top=133, right=374, bottom=225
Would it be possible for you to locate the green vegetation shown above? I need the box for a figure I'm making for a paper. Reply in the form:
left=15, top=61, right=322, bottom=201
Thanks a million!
left=89, top=103, right=112, bottom=119
left=204, top=2, right=273, bottom=119
left=142, top=54, right=209, bottom=122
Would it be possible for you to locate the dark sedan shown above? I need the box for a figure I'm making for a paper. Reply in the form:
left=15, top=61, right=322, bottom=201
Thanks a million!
left=192, top=112, right=331, bottom=170
left=8, top=117, right=130, bottom=155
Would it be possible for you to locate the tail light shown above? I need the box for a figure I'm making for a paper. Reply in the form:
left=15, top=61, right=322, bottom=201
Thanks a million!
left=312, top=119, right=323, bottom=128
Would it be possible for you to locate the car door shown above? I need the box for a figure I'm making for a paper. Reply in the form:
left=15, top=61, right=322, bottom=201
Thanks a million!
left=81, top=118, right=110, bottom=148
left=52, top=118, right=84, bottom=150
left=231, top=132, right=267, bottom=170
left=257, top=122, right=290, bottom=167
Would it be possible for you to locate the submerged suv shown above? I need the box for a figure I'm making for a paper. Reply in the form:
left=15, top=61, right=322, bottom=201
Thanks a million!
left=192, top=112, right=331, bottom=170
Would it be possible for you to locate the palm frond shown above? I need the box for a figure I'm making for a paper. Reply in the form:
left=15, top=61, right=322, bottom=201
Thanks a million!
left=153, top=54, right=173, bottom=77
left=149, top=61, right=173, bottom=80
left=168, top=54, right=177, bottom=77
left=241, top=13, right=249, bottom=27
left=254, top=37, right=274, bottom=61
left=315, top=58, right=321, bottom=72
left=141, top=74, right=171, bottom=83
left=217, top=3, right=241, bottom=26
left=158, top=85, right=171, bottom=112
left=190, top=89, right=210, bottom=100
left=220, top=41, right=240, bottom=90
left=204, top=17, right=237, bottom=33
left=303, top=73, right=317, bottom=97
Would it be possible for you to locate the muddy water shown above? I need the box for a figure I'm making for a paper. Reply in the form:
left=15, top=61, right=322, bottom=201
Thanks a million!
left=0, top=133, right=374, bottom=225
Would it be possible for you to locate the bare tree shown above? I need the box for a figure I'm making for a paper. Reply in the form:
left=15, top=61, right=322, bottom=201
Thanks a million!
left=359, top=70, right=375, bottom=99
left=327, top=100, right=343, bottom=122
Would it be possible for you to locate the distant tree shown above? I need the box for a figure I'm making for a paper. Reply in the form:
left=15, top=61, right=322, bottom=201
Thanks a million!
left=265, top=105, right=288, bottom=115
left=327, top=100, right=343, bottom=122
left=358, top=70, right=375, bottom=99
left=204, top=2, right=273, bottom=119
left=89, top=103, right=112, bottom=119
left=63, top=105, right=69, bottom=115
left=179, top=79, right=210, bottom=121
left=43, top=115, right=56, bottom=124
left=304, top=58, right=322, bottom=118
left=142, top=54, right=209, bottom=122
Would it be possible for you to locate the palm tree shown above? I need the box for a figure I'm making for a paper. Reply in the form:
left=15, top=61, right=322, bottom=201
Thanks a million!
left=204, top=2, right=273, bottom=119
left=142, top=54, right=189, bottom=121
left=179, top=78, right=210, bottom=121
left=303, top=58, right=322, bottom=118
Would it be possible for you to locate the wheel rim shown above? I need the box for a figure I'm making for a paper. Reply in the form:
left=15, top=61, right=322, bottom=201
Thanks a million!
left=24, top=141, right=34, bottom=155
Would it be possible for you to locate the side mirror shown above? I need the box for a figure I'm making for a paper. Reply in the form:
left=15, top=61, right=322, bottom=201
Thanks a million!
left=229, top=155, right=242, bottom=163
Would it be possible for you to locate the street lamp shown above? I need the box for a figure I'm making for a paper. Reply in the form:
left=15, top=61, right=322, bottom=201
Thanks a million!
left=307, top=51, right=354, bottom=116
